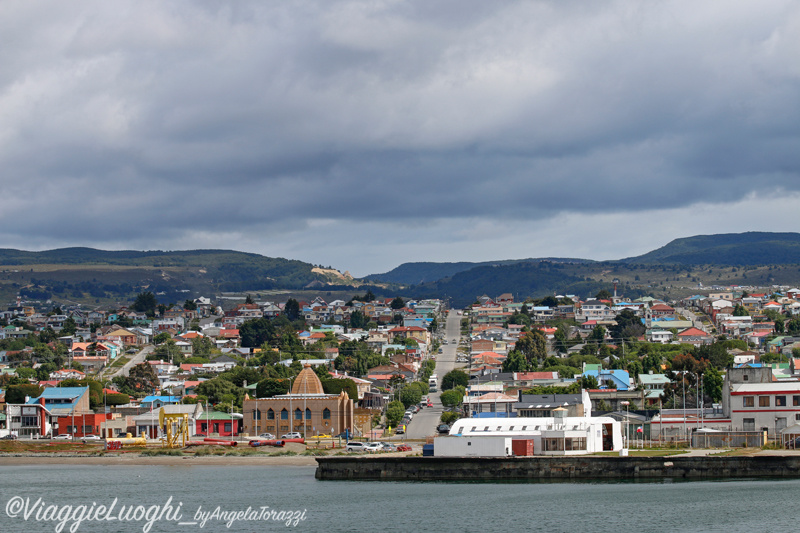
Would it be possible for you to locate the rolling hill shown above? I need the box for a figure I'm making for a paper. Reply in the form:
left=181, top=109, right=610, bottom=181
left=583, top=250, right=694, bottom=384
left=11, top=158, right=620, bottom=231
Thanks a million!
left=366, top=257, right=594, bottom=285
left=621, top=232, right=800, bottom=265
left=0, top=248, right=353, bottom=305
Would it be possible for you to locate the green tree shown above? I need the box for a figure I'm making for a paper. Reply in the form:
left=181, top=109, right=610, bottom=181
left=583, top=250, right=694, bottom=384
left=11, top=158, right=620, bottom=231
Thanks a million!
left=131, top=291, right=158, bottom=317
left=506, top=312, right=531, bottom=326
left=284, top=298, right=301, bottom=321
left=515, top=330, right=547, bottom=367
left=219, top=365, right=263, bottom=388
left=610, top=309, right=645, bottom=340
left=5, top=384, right=44, bottom=404
left=191, top=336, right=216, bottom=357
left=60, top=316, right=77, bottom=336
left=732, top=305, right=749, bottom=317
left=153, top=332, right=172, bottom=345
left=441, top=369, right=469, bottom=391
left=349, top=310, right=367, bottom=329
left=440, top=411, right=461, bottom=425
left=595, top=289, right=612, bottom=300
left=183, top=299, right=197, bottom=310
left=15, top=367, right=36, bottom=380
left=579, top=375, right=599, bottom=389
left=399, top=385, right=423, bottom=408
left=125, top=362, right=160, bottom=394
left=390, top=297, right=405, bottom=310
left=787, top=318, right=800, bottom=336
left=196, top=378, right=245, bottom=407
left=553, top=328, right=568, bottom=354
left=239, top=318, right=276, bottom=348
left=105, top=392, right=131, bottom=406
left=440, top=389, right=463, bottom=408
left=386, top=400, right=405, bottom=427
left=256, top=378, right=290, bottom=398
left=703, top=366, right=723, bottom=403
left=588, top=325, right=606, bottom=344
left=321, top=378, right=358, bottom=399
left=501, top=350, right=529, bottom=372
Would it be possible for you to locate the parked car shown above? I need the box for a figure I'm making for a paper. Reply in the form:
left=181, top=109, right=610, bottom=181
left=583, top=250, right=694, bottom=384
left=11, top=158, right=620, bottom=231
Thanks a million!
left=786, top=437, right=800, bottom=449
left=1, top=434, right=18, bottom=440
left=379, top=442, right=397, bottom=452
left=345, top=441, right=368, bottom=452
left=396, top=444, right=412, bottom=452
left=394, top=426, right=405, bottom=435
left=81, top=435, right=101, bottom=442
left=52, top=434, right=73, bottom=440
left=257, top=433, right=276, bottom=440
left=437, top=424, right=451, bottom=434
left=281, top=432, right=302, bottom=439
left=427, top=401, right=433, bottom=407
left=364, top=442, right=382, bottom=453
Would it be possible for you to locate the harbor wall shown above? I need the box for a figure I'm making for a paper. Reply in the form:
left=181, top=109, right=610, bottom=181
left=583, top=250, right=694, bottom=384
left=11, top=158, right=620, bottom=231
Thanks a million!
left=315, top=455, right=800, bottom=481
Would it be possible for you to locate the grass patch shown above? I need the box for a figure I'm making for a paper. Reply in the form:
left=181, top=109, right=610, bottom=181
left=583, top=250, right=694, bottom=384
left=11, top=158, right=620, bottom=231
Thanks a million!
left=140, top=449, right=184, bottom=457
left=709, top=449, right=754, bottom=457
left=301, top=449, right=328, bottom=456
left=591, top=450, right=688, bottom=457
left=107, top=356, right=131, bottom=369
left=269, top=450, right=298, bottom=457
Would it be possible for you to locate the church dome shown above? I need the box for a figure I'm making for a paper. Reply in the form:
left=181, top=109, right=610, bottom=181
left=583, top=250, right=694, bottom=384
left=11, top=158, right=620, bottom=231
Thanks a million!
left=291, top=364, right=325, bottom=395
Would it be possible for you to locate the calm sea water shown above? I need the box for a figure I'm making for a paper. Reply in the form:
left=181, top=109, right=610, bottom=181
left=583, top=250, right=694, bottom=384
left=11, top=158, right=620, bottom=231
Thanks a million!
left=1, top=464, right=797, bottom=532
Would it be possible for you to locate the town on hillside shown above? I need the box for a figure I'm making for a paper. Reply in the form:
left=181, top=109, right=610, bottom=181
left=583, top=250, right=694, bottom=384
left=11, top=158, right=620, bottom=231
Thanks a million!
left=2, top=283, right=800, bottom=457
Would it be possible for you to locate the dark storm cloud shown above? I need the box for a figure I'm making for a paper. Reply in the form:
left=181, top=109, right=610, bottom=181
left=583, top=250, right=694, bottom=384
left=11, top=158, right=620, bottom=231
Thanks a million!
left=1, top=0, right=799, bottom=271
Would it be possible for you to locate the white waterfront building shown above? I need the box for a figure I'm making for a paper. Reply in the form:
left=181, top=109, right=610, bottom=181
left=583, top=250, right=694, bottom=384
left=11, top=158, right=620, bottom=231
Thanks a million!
left=437, top=410, right=623, bottom=457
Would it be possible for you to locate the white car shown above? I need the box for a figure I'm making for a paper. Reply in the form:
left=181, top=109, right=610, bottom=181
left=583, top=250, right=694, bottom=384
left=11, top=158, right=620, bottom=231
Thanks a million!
left=345, top=441, right=368, bottom=452
left=364, top=442, right=382, bottom=453
left=52, top=434, right=73, bottom=440
left=257, top=433, right=276, bottom=440
left=81, top=435, right=101, bottom=441
left=281, top=432, right=302, bottom=439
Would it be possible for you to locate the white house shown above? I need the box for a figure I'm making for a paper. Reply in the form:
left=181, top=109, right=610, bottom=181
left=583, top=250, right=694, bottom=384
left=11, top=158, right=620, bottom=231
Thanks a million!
left=441, top=412, right=623, bottom=456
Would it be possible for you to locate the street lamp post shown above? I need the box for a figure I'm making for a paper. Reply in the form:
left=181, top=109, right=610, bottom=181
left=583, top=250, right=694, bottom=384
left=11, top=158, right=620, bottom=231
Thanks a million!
left=682, top=373, right=686, bottom=444
left=621, top=401, right=630, bottom=450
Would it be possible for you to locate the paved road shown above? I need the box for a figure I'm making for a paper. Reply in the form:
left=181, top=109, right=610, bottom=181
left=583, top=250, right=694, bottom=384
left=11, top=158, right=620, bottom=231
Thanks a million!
left=676, top=307, right=707, bottom=332
left=100, top=345, right=152, bottom=380
left=404, top=310, right=462, bottom=439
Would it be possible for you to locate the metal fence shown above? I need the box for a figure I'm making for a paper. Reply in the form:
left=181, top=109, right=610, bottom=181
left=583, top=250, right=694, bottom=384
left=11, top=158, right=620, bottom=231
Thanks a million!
left=691, top=431, right=767, bottom=448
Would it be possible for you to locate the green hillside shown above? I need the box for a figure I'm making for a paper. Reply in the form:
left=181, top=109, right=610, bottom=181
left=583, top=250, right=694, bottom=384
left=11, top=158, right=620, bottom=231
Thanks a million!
left=622, top=232, right=800, bottom=265
left=0, top=248, right=346, bottom=306
left=367, top=257, right=594, bottom=285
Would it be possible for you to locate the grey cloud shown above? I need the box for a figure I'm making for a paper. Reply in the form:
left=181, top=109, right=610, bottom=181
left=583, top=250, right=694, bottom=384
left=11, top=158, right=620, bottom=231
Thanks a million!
left=0, top=1, right=799, bottom=271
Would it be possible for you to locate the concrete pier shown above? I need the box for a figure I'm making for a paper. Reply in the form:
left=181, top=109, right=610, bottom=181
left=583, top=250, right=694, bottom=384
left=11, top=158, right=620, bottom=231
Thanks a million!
left=315, top=455, right=800, bottom=481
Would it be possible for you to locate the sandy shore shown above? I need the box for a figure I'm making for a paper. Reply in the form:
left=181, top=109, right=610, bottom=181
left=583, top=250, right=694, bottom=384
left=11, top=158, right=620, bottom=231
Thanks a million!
left=0, top=454, right=319, bottom=466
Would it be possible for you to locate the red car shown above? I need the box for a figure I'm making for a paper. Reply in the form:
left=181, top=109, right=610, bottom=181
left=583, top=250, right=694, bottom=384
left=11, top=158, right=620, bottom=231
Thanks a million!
left=396, top=444, right=412, bottom=452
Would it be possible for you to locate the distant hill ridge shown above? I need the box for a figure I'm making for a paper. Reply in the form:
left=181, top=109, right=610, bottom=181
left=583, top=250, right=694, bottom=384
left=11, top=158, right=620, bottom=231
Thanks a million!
left=621, top=232, right=800, bottom=265
left=366, top=257, right=594, bottom=285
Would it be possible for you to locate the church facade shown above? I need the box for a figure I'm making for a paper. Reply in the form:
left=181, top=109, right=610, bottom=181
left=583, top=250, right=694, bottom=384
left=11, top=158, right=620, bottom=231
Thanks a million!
left=242, top=365, right=354, bottom=437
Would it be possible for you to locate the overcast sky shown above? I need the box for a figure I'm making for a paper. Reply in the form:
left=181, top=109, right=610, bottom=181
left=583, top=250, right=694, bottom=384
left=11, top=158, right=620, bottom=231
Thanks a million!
left=2, top=1, right=799, bottom=276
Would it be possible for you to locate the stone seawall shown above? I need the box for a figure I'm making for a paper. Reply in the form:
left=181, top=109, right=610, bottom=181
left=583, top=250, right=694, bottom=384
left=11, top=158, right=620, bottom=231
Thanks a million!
left=315, top=455, right=800, bottom=481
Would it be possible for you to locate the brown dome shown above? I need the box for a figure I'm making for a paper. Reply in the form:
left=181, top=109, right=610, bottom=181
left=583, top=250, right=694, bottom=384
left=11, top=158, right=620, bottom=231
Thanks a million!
left=291, top=364, right=325, bottom=395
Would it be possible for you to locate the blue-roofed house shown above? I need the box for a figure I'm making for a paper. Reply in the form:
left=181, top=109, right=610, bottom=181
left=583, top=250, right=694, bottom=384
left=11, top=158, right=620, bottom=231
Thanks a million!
left=27, top=386, right=90, bottom=417
left=582, top=369, right=630, bottom=391
left=140, top=395, right=182, bottom=409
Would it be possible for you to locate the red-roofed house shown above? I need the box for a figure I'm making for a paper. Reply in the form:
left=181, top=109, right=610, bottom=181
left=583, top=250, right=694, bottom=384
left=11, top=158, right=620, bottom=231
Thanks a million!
left=650, top=304, right=675, bottom=318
